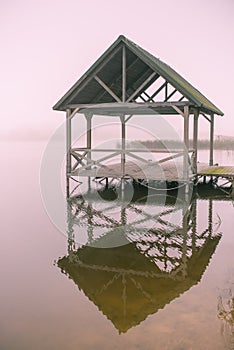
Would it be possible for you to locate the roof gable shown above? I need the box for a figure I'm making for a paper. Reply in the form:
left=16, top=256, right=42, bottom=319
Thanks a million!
left=53, top=35, right=223, bottom=115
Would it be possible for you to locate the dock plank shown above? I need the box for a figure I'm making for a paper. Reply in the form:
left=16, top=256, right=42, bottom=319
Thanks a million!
left=197, top=165, right=234, bottom=178
left=71, top=160, right=192, bottom=181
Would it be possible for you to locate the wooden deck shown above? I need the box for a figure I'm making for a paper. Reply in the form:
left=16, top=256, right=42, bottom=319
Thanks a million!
left=71, top=160, right=192, bottom=182
left=197, top=165, right=234, bottom=179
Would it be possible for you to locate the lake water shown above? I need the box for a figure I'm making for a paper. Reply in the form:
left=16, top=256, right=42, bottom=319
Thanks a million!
left=1, top=142, right=234, bottom=350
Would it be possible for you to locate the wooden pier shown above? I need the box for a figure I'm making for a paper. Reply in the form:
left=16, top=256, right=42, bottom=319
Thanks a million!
left=198, top=165, right=234, bottom=179
left=53, top=35, right=225, bottom=197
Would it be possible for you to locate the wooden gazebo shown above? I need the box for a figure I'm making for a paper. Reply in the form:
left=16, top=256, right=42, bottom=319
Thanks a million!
left=53, top=35, right=224, bottom=197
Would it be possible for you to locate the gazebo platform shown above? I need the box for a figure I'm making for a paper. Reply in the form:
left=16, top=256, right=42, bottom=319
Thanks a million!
left=70, top=159, right=192, bottom=182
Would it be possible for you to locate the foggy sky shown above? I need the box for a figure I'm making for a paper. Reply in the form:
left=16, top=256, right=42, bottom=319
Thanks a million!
left=1, top=0, right=234, bottom=140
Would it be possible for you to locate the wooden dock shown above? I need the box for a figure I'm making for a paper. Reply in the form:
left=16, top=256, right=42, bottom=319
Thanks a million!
left=197, top=165, right=234, bottom=179
left=70, top=160, right=192, bottom=182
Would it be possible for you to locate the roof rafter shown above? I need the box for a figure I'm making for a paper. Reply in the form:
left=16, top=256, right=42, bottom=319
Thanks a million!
left=53, top=35, right=224, bottom=116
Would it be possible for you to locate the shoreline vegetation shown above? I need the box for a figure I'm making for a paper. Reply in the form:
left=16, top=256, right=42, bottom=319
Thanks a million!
left=126, top=139, right=234, bottom=150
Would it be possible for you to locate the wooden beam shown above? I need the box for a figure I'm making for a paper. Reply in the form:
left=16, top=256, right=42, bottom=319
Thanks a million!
left=126, top=72, right=156, bottom=102
left=201, top=112, right=211, bottom=123
left=165, top=88, right=178, bottom=102
left=125, top=114, right=133, bottom=123
left=72, top=147, right=194, bottom=153
left=85, top=113, right=92, bottom=168
left=158, top=151, right=185, bottom=164
left=68, top=101, right=191, bottom=110
left=122, top=45, right=126, bottom=102
left=183, top=105, right=189, bottom=182
left=69, top=107, right=80, bottom=120
left=66, top=108, right=71, bottom=197
left=93, top=56, right=140, bottom=104
left=165, top=82, right=168, bottom=101
left=147, top=81, right=167, bottom=102
left=94, top=75, right=121, bottom=102
left=120, top=115, right=126, bottom=176
left=65, top=46, right=122, bottom=104
left=210, top=113, right=214, bottom=166
left=172, top=105, right=185, bottom=117
left=192, top=109, right=199, bottom=173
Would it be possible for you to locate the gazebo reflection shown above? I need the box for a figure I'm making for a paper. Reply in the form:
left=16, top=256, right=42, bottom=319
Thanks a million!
left=57, top=188, right=222, bottom=333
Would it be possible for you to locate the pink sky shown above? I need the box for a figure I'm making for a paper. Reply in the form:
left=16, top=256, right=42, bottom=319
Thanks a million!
left=1, top=0, right=234, bottom=140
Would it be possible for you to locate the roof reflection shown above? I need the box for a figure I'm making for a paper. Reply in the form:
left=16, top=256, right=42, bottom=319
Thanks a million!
left=57, top=189, right=222, bottom=333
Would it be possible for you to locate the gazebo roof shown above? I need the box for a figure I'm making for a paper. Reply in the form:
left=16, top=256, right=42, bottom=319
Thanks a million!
left=53, top=35, right=223, bottom=116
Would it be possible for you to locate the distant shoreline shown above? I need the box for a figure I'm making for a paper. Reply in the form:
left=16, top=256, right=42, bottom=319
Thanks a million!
left=127, top=139, right=234, bottom=151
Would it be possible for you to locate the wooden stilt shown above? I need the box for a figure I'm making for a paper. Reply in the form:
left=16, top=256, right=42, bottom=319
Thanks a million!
left=183, top=105, right=190, bottom=193
left=66, top=108, right=71, bottom=198
left=121, top=115, right=126, bottom=178
left=210, top=113, right=214, bottom=166
left=193, top=109, right=199, bottom=174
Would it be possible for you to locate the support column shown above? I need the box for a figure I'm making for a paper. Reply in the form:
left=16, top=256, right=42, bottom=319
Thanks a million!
left=85, top=113, right=92, bottom=190
left=209, top=114, right=214, bottom=166
left=122, top=45, right=126, bottom=102
left=193, top=109, right=199, bottom=174
left=66, top=108, right=71, bottom=198
left=120, top=115, right=126, bottom=197
left=183, top=106, right=190, bottom=193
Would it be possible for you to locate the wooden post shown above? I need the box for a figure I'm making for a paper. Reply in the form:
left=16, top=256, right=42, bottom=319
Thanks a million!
left=121, top=115, right=126, bottom=197
left=193, top=109, right=199, bottom=174
left=122, top=45, right=126, bottom=102
left=66, top=108, right=71, bottom=198
left=183, top=106, right=190, bottom=193
left=210, top=114, right=214, bottom=166
left=86, top=113, right=92, bottom=190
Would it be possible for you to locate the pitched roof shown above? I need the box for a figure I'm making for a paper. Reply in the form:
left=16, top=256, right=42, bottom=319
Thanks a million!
left=53, top=35, right=223, bottom=116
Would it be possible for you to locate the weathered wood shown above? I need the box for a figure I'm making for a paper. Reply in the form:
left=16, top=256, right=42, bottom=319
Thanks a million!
left=201, top=112, right=211, bottom=123
left=71, top=159, right=193, bottom=182
left=122, top=45, right=126, bottom=102
left=86, top=114, right=92, bottom=168
left=126, top=151, right=150, bottom=164
left=121, top=116, right=126, bottom=176
left=94, top=57, right=140, bottom=103
left=147, top=81, right=167, bottom=102
left=73, top=151, right=122, bottom=173
left=71, top=147, right=194, bottom=153
left=66, top=109, right=71, bottom=197
left=94, top=75, right=121, bottom=102
left=165, top=88, right=178, bottom=102
left=183, top=105, right=189, bottom=182
left=172, top=105, right=185, bottom=117
left=209, top=113, right=214, bottom=166
left=164, top=82, right=168, bottom=101
left=68, top=101, right=191, bottom=110
left=60, top=45, right=122, bottom=107
left=126, top=72, right=156, bottom=102
left=192, top=109, right=199, bottom=173
left=198, top=166, right=234, bottom=177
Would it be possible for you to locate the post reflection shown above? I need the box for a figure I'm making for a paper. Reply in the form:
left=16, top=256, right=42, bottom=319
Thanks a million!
left=57, top=187, right=222, bottom=334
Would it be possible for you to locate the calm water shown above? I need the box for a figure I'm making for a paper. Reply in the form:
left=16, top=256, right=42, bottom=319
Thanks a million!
left=1, top=142, right=234, bottom=350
